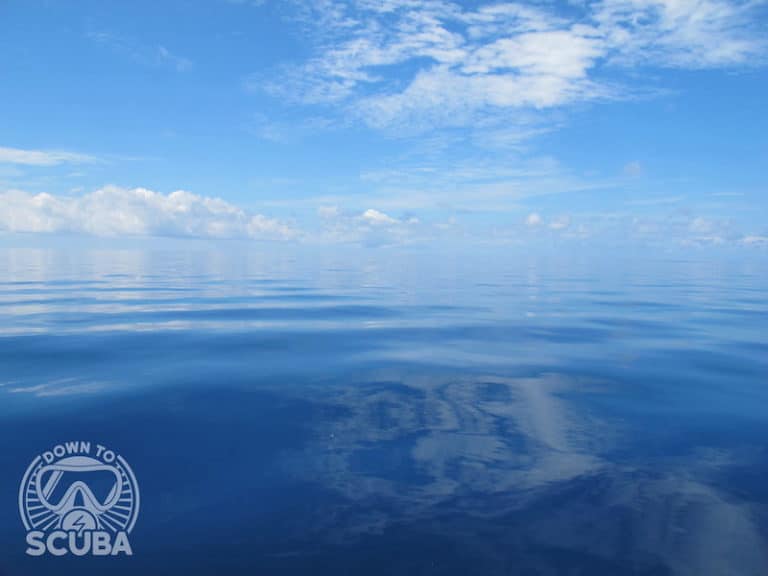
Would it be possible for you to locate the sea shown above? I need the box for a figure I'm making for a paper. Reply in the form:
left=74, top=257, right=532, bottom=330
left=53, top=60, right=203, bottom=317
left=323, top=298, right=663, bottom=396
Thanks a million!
left=0, top=246, right=766, bottom=575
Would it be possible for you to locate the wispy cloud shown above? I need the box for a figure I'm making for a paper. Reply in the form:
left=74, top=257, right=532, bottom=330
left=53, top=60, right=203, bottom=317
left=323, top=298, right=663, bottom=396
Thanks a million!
left=740, top=235, right=768, bottom=246
left=156, top=45, right=193, bottom=72
left=623, top=161, right=643, bottom=177
left=0, top=146, right=97, bottom=166
left=263, top=0, right=765, bottom=131
left=88, top=31, right=193, bottom=72
left=0, top=186, right=296, bottom=240
left=594, top=0, right=765, bottom=68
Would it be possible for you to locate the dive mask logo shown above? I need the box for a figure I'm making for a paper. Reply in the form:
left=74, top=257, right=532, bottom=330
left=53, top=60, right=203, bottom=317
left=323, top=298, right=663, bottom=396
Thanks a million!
left=19, top=441, right=140, bottom=557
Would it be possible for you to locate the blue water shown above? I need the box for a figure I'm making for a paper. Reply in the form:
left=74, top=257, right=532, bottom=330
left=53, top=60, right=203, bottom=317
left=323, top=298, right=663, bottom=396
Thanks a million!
left=1, top=247, right=767, bottom=575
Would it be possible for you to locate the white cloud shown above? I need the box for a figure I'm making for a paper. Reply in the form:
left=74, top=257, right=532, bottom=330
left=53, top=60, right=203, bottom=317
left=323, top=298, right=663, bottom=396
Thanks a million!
left=0, top=146, right=96, bottom=166
left=526, top=212, right=543, bottom=226
left=0, top=186, right=296, bottom=240
left=314, top=205, right=424, bottom=245
left=741, top=235, right=768, bottom=246
left=689, top=216, right=718, bottom=234
left=524, top=212, right=571, bottom=231
left=361, top=208, right=399, bottom=225
left=461, top=28, right=603, bottom=77
left=268, top=0, right=765, bottom=131
left=629, top=213, right=739, bottom=247
left=594, top=0, right=765, bottom=68
left=549, top=215, right=571, bottom=230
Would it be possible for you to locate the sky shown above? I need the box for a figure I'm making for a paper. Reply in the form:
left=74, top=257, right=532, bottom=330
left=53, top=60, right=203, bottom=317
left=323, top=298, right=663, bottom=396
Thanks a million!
left=0, top=0, right=767, bottom=249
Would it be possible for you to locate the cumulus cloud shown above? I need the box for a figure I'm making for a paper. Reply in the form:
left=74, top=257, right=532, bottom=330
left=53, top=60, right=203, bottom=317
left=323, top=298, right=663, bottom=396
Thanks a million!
left=361, top=208, right=399, bottom=225
left=524, top=212, right=572, bottom=231
left=0, top=186, right=296, bottom=240
left=267, top=0, right=765, bottom=130
left=315, top=205, right=423, bottom=245
left=0, top=146, right=96, bottom=166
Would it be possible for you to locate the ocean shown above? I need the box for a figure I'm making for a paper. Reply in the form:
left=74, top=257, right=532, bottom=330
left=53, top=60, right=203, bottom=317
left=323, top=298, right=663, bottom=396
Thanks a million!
left=1, top=246, right=766, bottom=575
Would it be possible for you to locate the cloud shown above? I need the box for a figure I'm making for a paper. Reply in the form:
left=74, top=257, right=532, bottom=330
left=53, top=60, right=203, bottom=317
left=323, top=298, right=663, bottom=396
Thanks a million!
left=549, top=215, right=571, bottom=230
left=526, top=212, right=543, bottom=226
left=741, top=235, right=768, bottom=246
left=594, top=0, right=765, bottom=68
left=525, top=212, right=571, bottom=231
left=0, top=186, right=296, bottom=240
left=315, top=205, right=423, bottom=245
left=156, top=45, right=193, bottom=72
left=623, top=160, right=643, bottom=177
left=361, top=208, right=399, bottom=225
left=627, top=213, right=740, bottom=247
left=88, top=32, right=193, bottom=72
left=266, top=0, right=765, bottom=131
left=3, top=186, right=760, bottom=248
left=688, top=216, right=719, bottom=234
left=318, top=205, right=341, bottom=218
left=0, top=146, right=96, bottom=166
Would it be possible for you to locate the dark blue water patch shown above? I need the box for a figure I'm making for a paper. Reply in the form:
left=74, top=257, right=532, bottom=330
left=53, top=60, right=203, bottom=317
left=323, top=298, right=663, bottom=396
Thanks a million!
left=723, top=340, right=768, bottom=355
left=349, top=433, right=434, bottom=482
left=0, top=381, right=347, bottom=575
left=645, top=347, right=767, bottom=378
left=695, top=307, right=768, bottom=320
left=709, top=447, right=768, bottom=503
left=559, top=367, right=768, bottom=423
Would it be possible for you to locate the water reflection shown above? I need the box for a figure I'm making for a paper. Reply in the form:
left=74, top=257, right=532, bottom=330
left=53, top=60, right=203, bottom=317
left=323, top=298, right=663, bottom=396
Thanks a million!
left=295, top=374, right=603, bottom=510
left=265, top=371, right=766, bottom=575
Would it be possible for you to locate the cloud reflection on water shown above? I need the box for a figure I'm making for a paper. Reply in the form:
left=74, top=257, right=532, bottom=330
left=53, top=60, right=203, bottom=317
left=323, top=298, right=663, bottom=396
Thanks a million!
left=278, top=371, right=767, bottom=575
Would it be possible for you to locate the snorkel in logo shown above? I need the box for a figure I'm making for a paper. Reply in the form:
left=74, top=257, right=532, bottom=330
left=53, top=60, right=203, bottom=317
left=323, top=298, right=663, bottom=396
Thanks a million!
left=19, top=442, right=139, bottom=556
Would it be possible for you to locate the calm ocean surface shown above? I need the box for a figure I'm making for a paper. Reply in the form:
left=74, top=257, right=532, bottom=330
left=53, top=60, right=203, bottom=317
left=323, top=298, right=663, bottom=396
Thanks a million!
left=0, top=247, right=766, bottom=575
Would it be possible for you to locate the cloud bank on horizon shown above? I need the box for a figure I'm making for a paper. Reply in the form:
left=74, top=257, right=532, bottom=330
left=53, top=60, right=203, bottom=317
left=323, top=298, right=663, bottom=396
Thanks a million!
left=0, top=187, right=296, bottom=240
left=1, top=0, right=766, bottom=247
left=2, top=184, right=764, bottom=249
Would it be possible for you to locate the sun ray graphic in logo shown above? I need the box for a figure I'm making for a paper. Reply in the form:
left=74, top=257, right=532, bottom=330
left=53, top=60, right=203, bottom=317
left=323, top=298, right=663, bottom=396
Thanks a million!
left=19, top=442, right=139, bottom=557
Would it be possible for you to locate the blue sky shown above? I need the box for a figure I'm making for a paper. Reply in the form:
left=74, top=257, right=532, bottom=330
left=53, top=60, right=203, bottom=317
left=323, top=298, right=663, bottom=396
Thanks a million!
left=1, top=0, right=766, bottom=248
